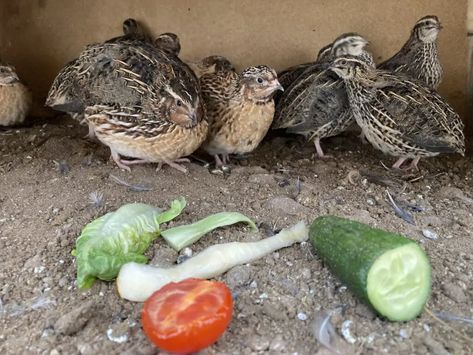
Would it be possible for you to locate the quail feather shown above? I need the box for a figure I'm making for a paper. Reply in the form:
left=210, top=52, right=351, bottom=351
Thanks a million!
left=379, top=15, right=443, bottom=89
left=330, top=55, right=464, bottom=170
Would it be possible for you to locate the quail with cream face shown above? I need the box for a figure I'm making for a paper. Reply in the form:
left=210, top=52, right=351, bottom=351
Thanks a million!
left=201, top=65, right=283, bottom=166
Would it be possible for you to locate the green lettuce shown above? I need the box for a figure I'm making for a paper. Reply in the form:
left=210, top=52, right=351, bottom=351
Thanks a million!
left=161, top=212, right=257, bottom=251
left=74, top=198, right=186, bottom=289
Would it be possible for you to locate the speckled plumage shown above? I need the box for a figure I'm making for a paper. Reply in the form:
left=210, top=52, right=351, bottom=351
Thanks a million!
left=187, top=55, right=235, bottom=79
left=85, top=104, right=208, bottom=172
left=277, top=44, right=333, bottom=92
left=200, top=65, right=282, bottom=165
left=46, top=21, right=206, bottom=172
left=273, top=33, right=373, bottom=157
left=330, top=56, right=464, bottom=170
left=379, top=15, right=443, bottom=89
left=0, top=64, right=32, bottom=126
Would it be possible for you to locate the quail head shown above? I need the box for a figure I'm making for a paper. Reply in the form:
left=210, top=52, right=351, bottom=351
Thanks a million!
left=379, top=15, right=443, bottom=89
left=200, top=65, right=283, bottom=166
left=0, top=63, right=32, bottom=126
left=106, top=18, right=152, bottom=44
left=187, top=55, right=235, bottom=79
left=330, top=56, right=464, bottom=170
left=273, top=33, right=373, bottom=158
left=330, top=32, right=374, bottom=66
left=154, top=33, right=181, bottom=56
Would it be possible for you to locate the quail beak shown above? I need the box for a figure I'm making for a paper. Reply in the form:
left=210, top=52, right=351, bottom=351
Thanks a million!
left=272, top=80, right=284, bottom=92
left=187, top=110, right=198, bottom=125
left=1, top=73, right=19, bottom=85
left=437, top=23, right=443, bottom=30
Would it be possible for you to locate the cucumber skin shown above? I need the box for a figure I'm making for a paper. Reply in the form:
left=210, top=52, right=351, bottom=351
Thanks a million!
left=310, top=216, right=416, bottom=309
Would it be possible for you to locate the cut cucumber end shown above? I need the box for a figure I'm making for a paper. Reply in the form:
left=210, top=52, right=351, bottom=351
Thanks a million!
left=367, top=243, right=431, bottom=321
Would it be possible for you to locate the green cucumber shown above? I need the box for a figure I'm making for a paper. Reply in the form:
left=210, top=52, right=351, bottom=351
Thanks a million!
left=310, top=216, right=431, bottom=321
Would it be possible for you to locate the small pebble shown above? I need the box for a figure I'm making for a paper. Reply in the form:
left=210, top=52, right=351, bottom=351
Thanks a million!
left=225, top=265, right=252, bottom=288
left=341, top=320, right=356, bottom=344
left=422, top=229, right=438, bottom=240
left=399, top=329, right=409, bottom=339
left=297, top=312, right=307, bottom=321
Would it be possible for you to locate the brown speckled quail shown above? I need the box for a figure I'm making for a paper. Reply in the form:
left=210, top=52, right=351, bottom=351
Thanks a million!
left=47, top=24, right=206, bottom=173
left=379, top=15, right=443, bottom=89
left=200, top=65, right=283, bottom=166
left=0, top=62, right=32, bottom=126
left=187, top=55, right=235, bottom=79
left=273, top=33, right=373, bottom=158
left=330, top=56, right=464, bottom=170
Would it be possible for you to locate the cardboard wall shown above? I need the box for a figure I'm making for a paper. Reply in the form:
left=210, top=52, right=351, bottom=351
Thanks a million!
left=0, top=0, right=470, bottom=122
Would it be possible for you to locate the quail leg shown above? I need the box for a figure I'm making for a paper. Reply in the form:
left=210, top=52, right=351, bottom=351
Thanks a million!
left=81, top=120, right=96, bottom=140
left=314, top=138, right=331, bottom=159
left=214, top=154, right=224, bottom=167
left=110, top=149, right=131, bottom=172
left=222, top=154, right=230, bottom=165
left=359, top=131, right=368, bottom=144
left=392, top=157, right=408, bottom=170
left=120, top=159, right=149, bottom=166
left=405, top=157, right=421, bottom=171
left=156, top=158, right=190, bottom=173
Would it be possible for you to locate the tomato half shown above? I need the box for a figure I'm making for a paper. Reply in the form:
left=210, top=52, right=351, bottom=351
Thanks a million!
left=141, top=278, right=233, bottom=354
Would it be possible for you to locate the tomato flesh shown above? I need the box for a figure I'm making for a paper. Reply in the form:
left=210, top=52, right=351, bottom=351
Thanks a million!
left=142, top=278, right=233, bottom=354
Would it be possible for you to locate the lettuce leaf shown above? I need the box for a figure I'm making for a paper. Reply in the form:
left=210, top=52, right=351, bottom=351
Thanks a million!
left=75, top=198, right=186, bottom=289
left=161, top=211, right=257, bottom=251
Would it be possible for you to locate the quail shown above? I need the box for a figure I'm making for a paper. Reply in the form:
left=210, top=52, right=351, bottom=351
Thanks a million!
left=378, top=15, right=443, bottom=89
left=273, top=33, right=373, bottom=158
left=47, top=27, right=206, bottom=173
left=0, top=62, right=32, bottom=126
left=200, top=65, right=283, bottom=166
left=187, top=55, right=235, bottom=79
left=330, top=56, right=464, bottom=170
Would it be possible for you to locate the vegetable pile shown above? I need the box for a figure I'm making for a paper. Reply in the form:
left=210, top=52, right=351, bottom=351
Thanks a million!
left=310, top=216, right=431, bottom=321
left=71, top=196, right=435, bottom=353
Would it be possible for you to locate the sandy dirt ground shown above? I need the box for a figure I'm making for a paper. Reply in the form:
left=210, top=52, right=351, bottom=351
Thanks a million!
left=0, top=116, right=472, bottom=355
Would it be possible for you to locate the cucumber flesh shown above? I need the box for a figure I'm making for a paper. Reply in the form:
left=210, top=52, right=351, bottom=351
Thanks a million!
left=367, top=243, right=431, bottom=321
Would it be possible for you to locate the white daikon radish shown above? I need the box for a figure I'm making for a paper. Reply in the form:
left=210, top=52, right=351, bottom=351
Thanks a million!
left=117, top=221, right=308, bottom=302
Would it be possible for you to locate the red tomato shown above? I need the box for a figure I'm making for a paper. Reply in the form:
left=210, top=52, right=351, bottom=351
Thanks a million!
left=141, top=278, right=233, bottom=354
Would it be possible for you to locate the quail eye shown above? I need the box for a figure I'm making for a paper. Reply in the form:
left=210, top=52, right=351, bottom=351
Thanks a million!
left=257, top=77, right=264, bottom=84
left=176, top=100, right=183, bottom=107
